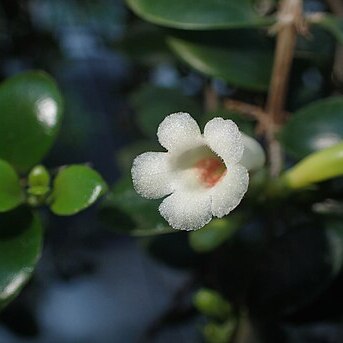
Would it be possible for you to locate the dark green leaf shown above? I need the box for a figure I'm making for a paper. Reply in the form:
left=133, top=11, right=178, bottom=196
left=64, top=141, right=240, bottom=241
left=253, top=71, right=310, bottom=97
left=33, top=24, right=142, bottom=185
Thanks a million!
left=130, top=85, right=201, bottom=137
left=313, top=15, right=343, bottom=45
left=167, top=31, right=273, bottom=91
left=295, top=26, right=335, bottom=64
left=280, top=97, right=343, bottom=159
left=0, top=71, right=63, bottom=172
left=126, top=0, right=273, bottom=30
left=50, top=165, right=107, bottom=215
left=100, top=177, right=174, bottom=236
left=0, top=207, right=42, bottom=309
left=0, top=160, right=23, bottom=212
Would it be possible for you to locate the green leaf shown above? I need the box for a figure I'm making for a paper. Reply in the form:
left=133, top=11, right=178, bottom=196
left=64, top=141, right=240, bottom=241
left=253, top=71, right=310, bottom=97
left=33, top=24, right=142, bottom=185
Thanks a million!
left=100, top=177, right=174, bottom=236
left=295, top=25, right=336, bottom=64
left=126, top=0, right=273, bottom=30
left=130, top=85, right=202, bottom=137
left=167, top=31, right=273, bottom=91
left=0, top=207, right=42, bottom=309
left=0, top=71, right=64, bottom=173
left=50, top=165, right=107, bottom=215
left=0, top=160, right=23, bottom=212
left=283, top=142, right=343, bottom=189
left=189, top=217, right=241, bottom=253
left=280, top=97, right=343, bottom=159
left=313, top=15, right=343, bottom=45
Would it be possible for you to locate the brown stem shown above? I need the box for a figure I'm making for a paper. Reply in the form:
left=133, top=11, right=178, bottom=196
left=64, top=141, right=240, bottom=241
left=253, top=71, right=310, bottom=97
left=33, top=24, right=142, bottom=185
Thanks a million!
left=267, top=0, right=303, bottom=124
left=223, top=99, right=269, bottom=128
left=265, top=0, right=303, bottom=176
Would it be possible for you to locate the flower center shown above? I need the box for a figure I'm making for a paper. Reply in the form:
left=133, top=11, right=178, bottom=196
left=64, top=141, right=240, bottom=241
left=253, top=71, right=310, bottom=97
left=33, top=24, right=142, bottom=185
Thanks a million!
left=195, top=157, right=226, bottom=188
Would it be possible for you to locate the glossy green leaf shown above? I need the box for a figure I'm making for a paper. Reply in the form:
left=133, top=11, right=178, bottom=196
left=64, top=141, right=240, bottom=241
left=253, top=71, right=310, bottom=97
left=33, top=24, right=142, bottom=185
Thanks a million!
left=130, top=85, right=201, bottom=137
left=313, top=15, right=343, bottom=45
left=0, top=207, right=42, bottom=309
left=167, top=31, right=273, bottom=91
left=100, top=177, right=174, bottom=236
left=0, top=71, right=63, bottom=172
left=284, top=142, right=343, bottom=189
left=189, top=217, right=241, bottom=253
left=50, top=165, right=107, bottom=215
left=0, top=160, right=23, bottom=212
left=126, top=0, right=273, bottom=30
left=281, top=97, right=343, bottom=159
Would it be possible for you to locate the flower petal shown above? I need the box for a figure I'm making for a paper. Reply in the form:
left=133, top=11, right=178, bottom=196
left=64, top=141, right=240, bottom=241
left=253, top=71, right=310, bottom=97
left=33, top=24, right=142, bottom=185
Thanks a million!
left=157, top=112, right=203, bottom=152
left=211, top=164, right=249, bottom=218
left=204, top=118, right=244, bottom=165
left=131, top=152, right=174, bottom=199
left=159, top=191, right=212, bottom=231
left=240, top=133, right=266, bottom=171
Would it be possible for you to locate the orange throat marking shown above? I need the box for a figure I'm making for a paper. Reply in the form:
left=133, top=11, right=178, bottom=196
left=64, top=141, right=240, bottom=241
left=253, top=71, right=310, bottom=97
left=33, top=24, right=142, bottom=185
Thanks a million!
left=195, top=157, right=227, bottom=188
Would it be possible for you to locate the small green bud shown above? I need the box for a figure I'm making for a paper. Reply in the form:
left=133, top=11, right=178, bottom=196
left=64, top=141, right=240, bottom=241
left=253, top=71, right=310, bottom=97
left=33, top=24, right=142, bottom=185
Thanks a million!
left=28, top=165, right=50, bottom=196
left=193, top=288, right=232, bottom=320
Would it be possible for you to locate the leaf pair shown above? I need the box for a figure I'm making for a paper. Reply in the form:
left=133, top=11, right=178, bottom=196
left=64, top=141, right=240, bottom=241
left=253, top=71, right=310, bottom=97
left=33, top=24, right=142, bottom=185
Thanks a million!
left=0, top=71, right=107, bottom=309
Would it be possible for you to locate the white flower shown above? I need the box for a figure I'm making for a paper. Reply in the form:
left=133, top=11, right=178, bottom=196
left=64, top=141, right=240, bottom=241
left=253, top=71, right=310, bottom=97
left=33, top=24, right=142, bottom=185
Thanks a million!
left=131, top=112, right=251, bottom=231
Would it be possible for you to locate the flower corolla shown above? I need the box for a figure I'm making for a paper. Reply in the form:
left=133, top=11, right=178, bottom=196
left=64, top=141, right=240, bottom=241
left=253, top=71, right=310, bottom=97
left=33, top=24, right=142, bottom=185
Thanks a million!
left=131, top=112, right=250, bottom=231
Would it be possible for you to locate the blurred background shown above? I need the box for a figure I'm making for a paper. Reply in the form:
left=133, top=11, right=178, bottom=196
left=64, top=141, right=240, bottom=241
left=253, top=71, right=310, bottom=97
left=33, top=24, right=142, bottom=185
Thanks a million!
left=0, top=0, right=198, bottom=342
left=0, top=0, right=342, bottom=342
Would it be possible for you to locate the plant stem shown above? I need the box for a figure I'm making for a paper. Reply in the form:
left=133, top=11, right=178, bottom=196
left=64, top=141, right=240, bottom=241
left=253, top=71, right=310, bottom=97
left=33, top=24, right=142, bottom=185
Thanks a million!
left=223, top=99, right=269, bottom=128
left=265, top=0, right=303, bottom=177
